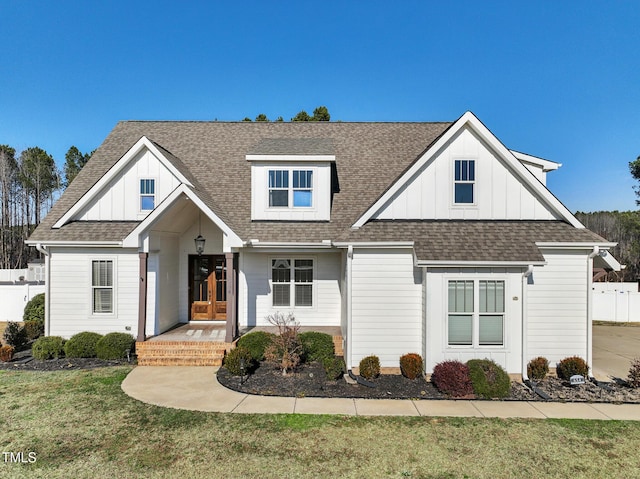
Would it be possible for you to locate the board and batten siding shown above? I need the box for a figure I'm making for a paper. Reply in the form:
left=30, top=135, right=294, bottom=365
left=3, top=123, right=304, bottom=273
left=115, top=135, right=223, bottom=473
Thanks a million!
left=237, top=251, right=341, bottom=327
left=48, top=247, right=139, bottom=338
left=372, top=126, right=560, bottom=221
left=77, top=149, right=181, bottom=221
left=424, top=267, right=523, bottom=374
left=526, top=249, right=589, bottom=364
left=350, top=248, right=422, bottom=368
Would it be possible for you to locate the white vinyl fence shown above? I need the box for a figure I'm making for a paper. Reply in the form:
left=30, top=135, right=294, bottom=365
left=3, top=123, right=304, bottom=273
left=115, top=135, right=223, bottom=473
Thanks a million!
left=593, top=283, right=640, bottom=323
left=0, top=283, right=45, bottom=323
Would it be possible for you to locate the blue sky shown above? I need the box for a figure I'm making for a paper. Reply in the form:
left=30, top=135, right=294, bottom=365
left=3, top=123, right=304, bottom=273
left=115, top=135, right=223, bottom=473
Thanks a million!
left=1, top=1, right=639, bottom=213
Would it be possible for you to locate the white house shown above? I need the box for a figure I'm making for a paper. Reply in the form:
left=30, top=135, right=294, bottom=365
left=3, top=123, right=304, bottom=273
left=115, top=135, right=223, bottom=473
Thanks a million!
left=26, top=112, right=620, bottom=378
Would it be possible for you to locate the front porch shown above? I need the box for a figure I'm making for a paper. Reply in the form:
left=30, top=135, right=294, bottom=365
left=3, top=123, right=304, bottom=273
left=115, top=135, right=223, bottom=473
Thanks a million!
left=136, top=323, right=344, bottom=366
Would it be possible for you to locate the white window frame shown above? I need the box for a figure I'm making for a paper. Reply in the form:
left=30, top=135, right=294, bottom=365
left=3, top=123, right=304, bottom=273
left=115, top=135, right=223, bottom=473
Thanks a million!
left=452, top=159, right=476, bottom=205
left=270, top=257, right=315, bottom=308
left=446, top=278, right=505, bottom=349
left=91, top=258, right=116, bottom=316
left=267, top=168, right=314, bottom=210
left=139, top=178, right=156, bottom=212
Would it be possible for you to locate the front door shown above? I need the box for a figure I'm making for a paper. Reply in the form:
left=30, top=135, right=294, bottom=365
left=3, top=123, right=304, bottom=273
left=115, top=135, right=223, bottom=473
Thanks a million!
left=189, top=255, right=227, bottom=320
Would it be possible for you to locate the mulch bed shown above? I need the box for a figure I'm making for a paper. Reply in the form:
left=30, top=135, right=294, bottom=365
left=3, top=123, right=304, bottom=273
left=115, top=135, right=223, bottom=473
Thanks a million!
left=0, top=347, right=131, bottom=371
left=217, top=360, right=640, bottom=404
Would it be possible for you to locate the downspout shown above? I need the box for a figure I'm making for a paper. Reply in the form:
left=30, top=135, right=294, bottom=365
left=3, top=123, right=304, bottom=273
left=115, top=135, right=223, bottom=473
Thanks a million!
left=521, top=264, right=534, bottom=382
left=35, top=244, right=50, bottom=336
left=587, top=246, right=599, bottom=378
left=346, top=245, right=353, bottom=371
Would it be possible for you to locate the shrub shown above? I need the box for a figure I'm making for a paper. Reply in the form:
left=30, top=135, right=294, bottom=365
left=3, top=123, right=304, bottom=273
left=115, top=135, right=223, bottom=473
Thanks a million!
left=431, top=360, right=473, bottom=397
left=467, top=359, right=511, bottom=399
left=236, top=331, right=275, bottom=362
left=556, top=356, right=589, bottom=380
left=527, top=356, right=549, bottom=381
left=64, top=332, right=103, bottom=358
left=23, top=320, right=44, bottom=340
left=628, top=358, right=640, bottom=388
left=400, top=353, right=424, bottom=380
left=359, top=355, right=380, bottom=380
left=3, top=322, right=27, bottom=349
left=32, top=336, right=65, bottom=360
left=263, top=312, right=303, bottom=375
left=224, top=347, right=255, bottom=376
left=300, top=331, right=335, bottom=363
left=23, top=293, right=45, bottom=325
left=323, top=356, right=345, bottom=380
left=96, top=332, right=134, bottom=360
left=0, top=345, right=15, bottom=362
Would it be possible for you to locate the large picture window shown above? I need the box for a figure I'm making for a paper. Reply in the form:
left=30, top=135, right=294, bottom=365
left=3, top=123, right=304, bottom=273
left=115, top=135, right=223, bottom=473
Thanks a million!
left=92, top=260, right=113, bottom=314
left=271, top=258, right=314, bottom=307
left=448, top=279, right=504, bottom=347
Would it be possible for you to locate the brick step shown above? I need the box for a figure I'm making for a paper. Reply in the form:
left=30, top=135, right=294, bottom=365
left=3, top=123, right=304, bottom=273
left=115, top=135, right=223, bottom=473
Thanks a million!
left=136, top=340, right=232, bottom=367
left=137, top=357, right=224, bottom=366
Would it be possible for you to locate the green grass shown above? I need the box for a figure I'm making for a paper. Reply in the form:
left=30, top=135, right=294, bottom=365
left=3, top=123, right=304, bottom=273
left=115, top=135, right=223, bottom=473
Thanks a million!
left=1, top=367, right=640, bottom=478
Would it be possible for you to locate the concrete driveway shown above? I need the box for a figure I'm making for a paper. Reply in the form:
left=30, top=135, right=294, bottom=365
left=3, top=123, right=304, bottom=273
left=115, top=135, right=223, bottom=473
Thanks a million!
left=592, top=324, right=640, bottom=380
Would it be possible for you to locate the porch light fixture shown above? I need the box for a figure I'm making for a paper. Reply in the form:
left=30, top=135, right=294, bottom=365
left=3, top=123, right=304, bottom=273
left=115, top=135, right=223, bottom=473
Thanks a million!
left=194, top=212, right=206, bottom=255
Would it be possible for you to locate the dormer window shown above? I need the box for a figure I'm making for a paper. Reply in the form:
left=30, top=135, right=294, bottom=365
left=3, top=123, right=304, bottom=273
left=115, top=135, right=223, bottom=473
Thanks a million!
left=140, top=179, right=155, bottom=211
left=268, top=169, right=313, bottom=208
left=454, top=159, right=475, bottom=204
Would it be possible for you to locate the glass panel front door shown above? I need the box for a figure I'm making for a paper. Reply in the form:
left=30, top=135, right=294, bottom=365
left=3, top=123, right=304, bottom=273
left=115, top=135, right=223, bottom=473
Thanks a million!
left=189, top=255, right=227, bottom=320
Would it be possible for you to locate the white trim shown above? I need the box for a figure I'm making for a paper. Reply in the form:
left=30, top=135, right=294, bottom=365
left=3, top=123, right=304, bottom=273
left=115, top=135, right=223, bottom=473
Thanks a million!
left=247, top=241, right=333, bottom=249
left=416, top=260, right=547, bottom=267
left=351, top=111, right=584, bottom=229
left=122, top=184, right=243, bottom=249
left=25, top=240, right=123, bottom=247
left=246, top=154, right=335, bottom=162
left=536, top=242, right=617, bottom=248
left=510, top=150, right=561, bottom=171
left=332, top=242, right=415, bottom=248
left=53, top=136, right=193, bottom=229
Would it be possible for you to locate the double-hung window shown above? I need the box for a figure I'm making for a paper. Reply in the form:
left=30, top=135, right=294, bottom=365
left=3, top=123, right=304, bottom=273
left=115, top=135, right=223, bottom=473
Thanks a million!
left=454, top=159, right=475, bottom=204
left=140, top=179, right=155, bottom=211
left=92, top=260, right=114, bottom=314
left=268, top=169, right=313, bottom=208
left=448, top=279, right=504, bottom=347
left=271, top=258, right=313, bottom=307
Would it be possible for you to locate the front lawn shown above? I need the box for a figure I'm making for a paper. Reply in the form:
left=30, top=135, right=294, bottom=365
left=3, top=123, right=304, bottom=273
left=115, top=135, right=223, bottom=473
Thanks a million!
left=1, top=367, right=640, bottom=478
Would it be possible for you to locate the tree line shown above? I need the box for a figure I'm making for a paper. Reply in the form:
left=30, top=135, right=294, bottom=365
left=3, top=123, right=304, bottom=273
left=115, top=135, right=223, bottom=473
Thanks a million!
left=241, top=105, right=331, bottom=122
left=0, top=145, right=92, bottom=269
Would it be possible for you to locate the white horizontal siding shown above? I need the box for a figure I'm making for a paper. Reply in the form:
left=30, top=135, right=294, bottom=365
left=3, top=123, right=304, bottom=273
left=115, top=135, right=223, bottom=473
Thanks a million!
left=77, top=149, right=181, bottom=221
left=351, top=248, right=422, bottom=368
left=526, top=249, right=588, bottom=364
left=372, top=126, right=560, bottom=221
left=48, top=247, right=139, bottom=338
left=238, top=251, right=341, bottom=327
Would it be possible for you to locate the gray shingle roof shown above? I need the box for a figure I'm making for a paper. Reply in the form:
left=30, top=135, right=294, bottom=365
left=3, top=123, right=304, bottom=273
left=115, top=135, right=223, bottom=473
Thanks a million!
left=28, top=120, right=609, bottom=261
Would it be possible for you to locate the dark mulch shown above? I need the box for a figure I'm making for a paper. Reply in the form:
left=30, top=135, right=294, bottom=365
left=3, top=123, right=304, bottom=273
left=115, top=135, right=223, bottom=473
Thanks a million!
left=0, top=347, right=131, bottom=371
left=218, top=360, right=640, bottom=403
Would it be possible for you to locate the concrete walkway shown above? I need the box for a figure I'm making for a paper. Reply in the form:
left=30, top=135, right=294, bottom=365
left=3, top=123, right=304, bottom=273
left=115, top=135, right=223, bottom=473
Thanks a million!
left=121, top=366, right=640, bottom=421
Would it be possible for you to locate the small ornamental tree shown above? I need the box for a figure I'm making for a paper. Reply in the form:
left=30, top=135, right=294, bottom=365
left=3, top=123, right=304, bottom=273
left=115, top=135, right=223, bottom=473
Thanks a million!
left=263, top=312, right=303, bottom=376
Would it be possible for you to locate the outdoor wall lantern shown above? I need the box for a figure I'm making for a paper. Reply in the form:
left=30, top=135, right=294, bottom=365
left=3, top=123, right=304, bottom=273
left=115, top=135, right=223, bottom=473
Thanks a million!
left=194, top=212, right=206, bottom=255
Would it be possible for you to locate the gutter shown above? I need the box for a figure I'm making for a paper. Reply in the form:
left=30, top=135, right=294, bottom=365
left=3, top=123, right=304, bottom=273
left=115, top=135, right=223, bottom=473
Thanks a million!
left=521, top=264, right=534, bottom=382
left=35, top=244, right=51, bottom=337
left=346, top=245, right=353, bottom=371
left=587, top=246, right=600, bottom=377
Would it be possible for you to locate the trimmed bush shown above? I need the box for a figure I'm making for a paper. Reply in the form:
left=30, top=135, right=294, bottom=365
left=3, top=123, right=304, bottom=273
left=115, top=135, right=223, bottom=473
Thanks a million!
left=628, top=358, right=640, bottom=388
left=556, top=356, right=589, bottom=380
left=23, top=293, right=45, bottom=324
left=0, top=345, right=15, bottom=362
left=527, top=356, right=549, bottom=381
left=23, top=320, right=44, bottom=340
left=467, top=359, right=511, bottom=399
left=236, top=331, right=275, bottom=362
left=359, top=355, right=380, bottom=380
left=431, top=360, right=473, bottom=397
left=3, top=321, right=27, bottom=349
left=224, top=347, right=255, bottom=376
left=400, top=353, right=424, bottom=380
left=300, top=331, right=335, bottom=363
left=32, top=336, right=65, bottom=360
left=64, top=332, right=103, bottom=358
left=323, top=356, right=345, bottom=380
left=96, top=332, right=134, bottom=360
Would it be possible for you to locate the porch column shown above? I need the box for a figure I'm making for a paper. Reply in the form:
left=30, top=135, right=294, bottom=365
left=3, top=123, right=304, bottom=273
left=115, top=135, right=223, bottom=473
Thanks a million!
left=225, top=252, right=237, bottom=343
left=137, top=252, right=148, bottom=342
